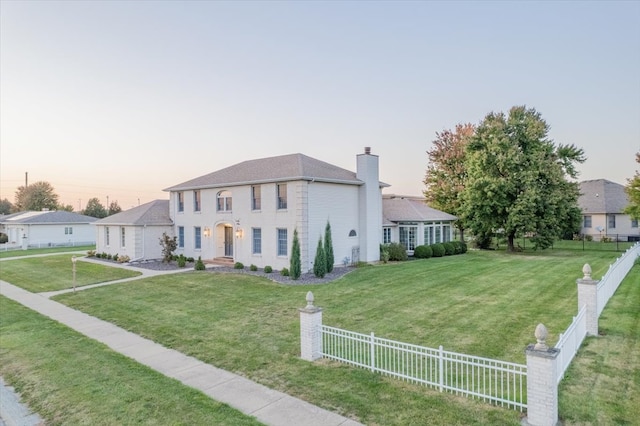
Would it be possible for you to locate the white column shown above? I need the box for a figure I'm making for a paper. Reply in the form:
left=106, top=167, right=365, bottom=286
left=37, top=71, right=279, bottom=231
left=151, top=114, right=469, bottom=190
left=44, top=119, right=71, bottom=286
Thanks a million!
left=524, top=324, right=560, bottom=426
left=576, top=263, right=599, bottom=336
left=299, top=291, right=323, bottom=361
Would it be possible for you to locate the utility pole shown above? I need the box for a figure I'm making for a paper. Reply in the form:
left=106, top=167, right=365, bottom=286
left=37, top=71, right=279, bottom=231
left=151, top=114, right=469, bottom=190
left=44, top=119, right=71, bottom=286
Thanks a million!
left=106, top=195, right=109, bottom=207
left=25, top=171, right=28, bottom=187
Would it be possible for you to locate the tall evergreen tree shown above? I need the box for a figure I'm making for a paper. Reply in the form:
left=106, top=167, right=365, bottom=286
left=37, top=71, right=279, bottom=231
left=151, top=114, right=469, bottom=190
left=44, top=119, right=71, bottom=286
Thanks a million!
left=324, top=221, right=334, bottom=273
left=313, top=237, right=327, bottom=278
left=290, top=228, right=301, bottom=280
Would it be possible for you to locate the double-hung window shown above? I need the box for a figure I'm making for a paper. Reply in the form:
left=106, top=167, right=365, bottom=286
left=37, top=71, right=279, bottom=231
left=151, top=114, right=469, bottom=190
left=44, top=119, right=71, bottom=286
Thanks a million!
left=195, top=227, right=202, bottom=249
left=277, top=184, right=287, bottom=210
left=252, top=228, right=262, bottom=254
left=252, top=186, right=261, bottom=210
left=194, top=190, right=201, bottom=212
left=177, top=192, right=184, bottom=212
left=608, top=214, right=616, bottom=229
left=383, top=227, right=391, bottom=244
left=217, top=191, right=232, bottom=212
left=178, top=226, right=185, bottom=248
left=277, top=228, right=288, bottom=256
left=583, top=215, right=592, bottom=228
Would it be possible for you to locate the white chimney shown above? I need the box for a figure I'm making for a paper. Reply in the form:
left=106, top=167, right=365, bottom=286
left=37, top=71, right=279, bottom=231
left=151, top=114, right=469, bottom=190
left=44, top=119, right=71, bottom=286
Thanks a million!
left=356, top=148, right=382, bottom=263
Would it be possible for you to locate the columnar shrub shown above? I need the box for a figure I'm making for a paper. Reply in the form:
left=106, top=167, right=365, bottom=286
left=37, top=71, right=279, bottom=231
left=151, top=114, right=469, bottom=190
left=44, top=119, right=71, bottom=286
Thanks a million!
left=413, top=245, right=433, bottom=259
left=442, top=242, right=455, bottom=256
left=313, top=237, right=327, bottom=278
left=195, top=256, right=206, bottom=270
left=324, top=221, right=334, bottom=273
left=387, top=242, right=408, bottom=261
left=431, top=243, right=445, bottom=257
left=290, top=229, right=301, bottom=280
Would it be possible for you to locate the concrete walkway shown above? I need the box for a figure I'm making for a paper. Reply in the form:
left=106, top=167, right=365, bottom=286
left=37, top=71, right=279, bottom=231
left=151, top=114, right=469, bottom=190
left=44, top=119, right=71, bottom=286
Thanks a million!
left=0, top=273, right=362, bottom=426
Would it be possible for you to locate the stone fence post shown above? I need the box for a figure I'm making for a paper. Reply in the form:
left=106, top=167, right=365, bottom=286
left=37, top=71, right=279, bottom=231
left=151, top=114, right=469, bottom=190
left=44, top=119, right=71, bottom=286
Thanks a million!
left=525, top=323, right=560, bottom=426
left=299, top=291, right=323, bottom=361
left=576, top=263, right=599, bottom=336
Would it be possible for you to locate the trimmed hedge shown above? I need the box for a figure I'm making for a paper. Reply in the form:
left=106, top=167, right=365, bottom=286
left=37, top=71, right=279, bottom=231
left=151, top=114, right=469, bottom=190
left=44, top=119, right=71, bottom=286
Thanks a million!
left=413, top=245, right=433, bottom=259
left=431, top=243, right=445, bottom=257
left=387, top=242, right=408, bottom=261
left=442, top=242, right=455, bottom=256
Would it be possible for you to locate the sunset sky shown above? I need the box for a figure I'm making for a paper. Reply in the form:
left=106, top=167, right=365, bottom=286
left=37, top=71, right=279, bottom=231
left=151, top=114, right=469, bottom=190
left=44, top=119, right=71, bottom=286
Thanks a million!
left=1, top=1, right=638, bottom=211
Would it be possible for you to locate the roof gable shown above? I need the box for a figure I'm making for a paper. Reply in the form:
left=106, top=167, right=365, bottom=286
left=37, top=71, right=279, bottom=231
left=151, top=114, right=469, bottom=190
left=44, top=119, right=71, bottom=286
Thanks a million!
left=578, top=179, right=628, bottom=214
left=95, top=200, right=172, bottom=226
left=164, top=153, right=363, bottom=191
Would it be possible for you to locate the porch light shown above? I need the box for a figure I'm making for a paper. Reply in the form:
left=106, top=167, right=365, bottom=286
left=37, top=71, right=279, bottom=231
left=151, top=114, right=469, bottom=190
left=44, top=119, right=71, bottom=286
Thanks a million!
left=235, top=228, right=243, bottom=239
left=203, top=227, right=211, bottom=238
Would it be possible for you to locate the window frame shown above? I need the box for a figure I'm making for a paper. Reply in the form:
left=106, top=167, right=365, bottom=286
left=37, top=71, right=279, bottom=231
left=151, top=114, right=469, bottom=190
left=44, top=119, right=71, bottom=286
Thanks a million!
left=121, top=227, right=126, bottom=248
left=105, top=227, right=110, bottom=246
left=178, top=226, right=185, bottom=248
left=383, top=227, right=391, bottom=244
left=583, top=215, right=592, bottom=228
left=277, top=184, right=287, bottom=210
left=252, top=185, right=261, bottom=211
left=608, top=214, right=616, bottom=229
left=193, top=190, right=201, bottom=212
left=252, top=227, right=262, bottom=254
left=177, top=191, right=184, bottom=212
left=194, top=226, right=202, bottom=250
left=277, top=228, right=288, bottom=256
left=217, top=190, right=232, bottom=212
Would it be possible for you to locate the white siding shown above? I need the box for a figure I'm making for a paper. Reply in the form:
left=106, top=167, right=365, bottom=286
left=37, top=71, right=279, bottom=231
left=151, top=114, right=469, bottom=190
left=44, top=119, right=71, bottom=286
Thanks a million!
left=7, top=223, right=95, bottom=248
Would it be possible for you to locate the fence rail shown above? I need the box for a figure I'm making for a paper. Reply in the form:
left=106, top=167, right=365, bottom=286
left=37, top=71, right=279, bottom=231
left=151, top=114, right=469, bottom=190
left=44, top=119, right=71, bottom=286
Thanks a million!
left=320, top=325, right=527, bottom=411
left=596, top=243, right=640, bottom=316
left=554, top=305, right=587, bottom=385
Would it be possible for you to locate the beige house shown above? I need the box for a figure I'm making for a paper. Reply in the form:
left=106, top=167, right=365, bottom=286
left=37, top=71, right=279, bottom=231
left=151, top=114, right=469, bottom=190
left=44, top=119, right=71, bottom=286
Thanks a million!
left=578, top=179, right=639, bottom=241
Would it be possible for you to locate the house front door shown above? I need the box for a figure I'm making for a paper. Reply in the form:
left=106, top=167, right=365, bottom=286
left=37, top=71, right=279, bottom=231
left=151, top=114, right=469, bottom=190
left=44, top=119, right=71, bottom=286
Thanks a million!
left=224, top=226, right=233, bottom=257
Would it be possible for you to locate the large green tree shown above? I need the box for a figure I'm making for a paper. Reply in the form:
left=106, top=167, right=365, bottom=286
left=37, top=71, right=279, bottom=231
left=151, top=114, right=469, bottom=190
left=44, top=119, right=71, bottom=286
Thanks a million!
left=462, top=106, right=585, bottom=251
left=83, top=197, right=108, bottom=218
left=14, top=181, right=60, bottom=211
left=424, top=123, right=475, bottom=241
left=623, top=152, right=640, bottom=220
left=0, top=198, right=13, bottom=214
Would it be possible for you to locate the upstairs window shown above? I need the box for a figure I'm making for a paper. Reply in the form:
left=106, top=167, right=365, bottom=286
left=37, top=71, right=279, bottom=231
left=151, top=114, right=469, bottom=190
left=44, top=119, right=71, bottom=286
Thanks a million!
left=177, top=192, right=184, bottom=212
left=217, top=190, right=232, bottom=212
left=252, top=185, right=261, bottom=210
left=583, top=215, right=592, bottom=228
left=277, top=184, right=287, bottom=210
left=194, top=190, right=201, bottom=212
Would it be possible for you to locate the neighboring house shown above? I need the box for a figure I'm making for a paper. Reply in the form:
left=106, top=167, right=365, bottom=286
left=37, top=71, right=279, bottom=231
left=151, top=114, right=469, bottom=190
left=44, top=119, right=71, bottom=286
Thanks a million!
left=578, top=179, right=639, bottom=241
left=382, top=195, right=457, bottom=253
left=164, top=148, right=386, bottom=272
left=0, top=210, right=97, bottom=249
left=94, top=200, right=173, bottom=260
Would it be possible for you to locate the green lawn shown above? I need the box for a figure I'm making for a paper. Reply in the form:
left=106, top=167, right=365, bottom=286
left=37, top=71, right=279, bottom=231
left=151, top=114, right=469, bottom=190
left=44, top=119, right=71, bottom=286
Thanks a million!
left=0, top=255, right=141, bottom=292
left=558, top=263, right=640, bottom=425
left=0, top=296, right=262, bottom=426
left=0, top=245, right=95, bottom=259
left=45, top=249, right=619, bottom=425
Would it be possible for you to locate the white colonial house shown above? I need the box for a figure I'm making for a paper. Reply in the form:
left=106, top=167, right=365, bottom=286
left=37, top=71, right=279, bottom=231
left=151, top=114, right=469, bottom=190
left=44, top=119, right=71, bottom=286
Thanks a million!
left=0, top=210, right=97, bottom=250
left=579, top=179, right=639, bottom=241
left=92, top=149, right=457, bottom=268
left=94, top=200, right=173, bottom=259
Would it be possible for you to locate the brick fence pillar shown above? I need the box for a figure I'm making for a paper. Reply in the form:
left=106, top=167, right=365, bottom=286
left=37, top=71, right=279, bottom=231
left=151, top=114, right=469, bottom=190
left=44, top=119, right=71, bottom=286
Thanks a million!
left=576, top=263, right=599, bottom=336
left=524, top=323, right=560, bottom=426
left=299, top=291, right=323, bottom=361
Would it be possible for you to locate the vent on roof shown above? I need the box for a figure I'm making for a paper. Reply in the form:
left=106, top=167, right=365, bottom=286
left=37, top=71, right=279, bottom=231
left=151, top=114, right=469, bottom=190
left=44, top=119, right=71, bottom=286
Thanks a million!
left=364, top=147, right=371, bottom=155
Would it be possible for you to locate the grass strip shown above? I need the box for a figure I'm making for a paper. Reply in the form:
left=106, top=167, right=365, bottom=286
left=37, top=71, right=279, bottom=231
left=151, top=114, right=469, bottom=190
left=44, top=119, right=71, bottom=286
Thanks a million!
left=0, top=245, right=95, bottom=259
left=0, top=255, right=141, bottom=292
left=0, top=296, right=262, bottom=425
left=558, top=263, right=640, bottom=425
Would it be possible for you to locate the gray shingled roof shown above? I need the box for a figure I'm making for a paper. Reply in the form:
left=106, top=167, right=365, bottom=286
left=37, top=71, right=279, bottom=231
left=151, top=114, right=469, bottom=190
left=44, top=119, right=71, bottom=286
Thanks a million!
left=383, top=195, right=458, bottom=223
left=578, top=179, right=628, bottom=214
left=164, top=153, right=367, bottom=191
left=0, top=210, right=97, bottom=224
left=95, top=200, right=172, bottom=226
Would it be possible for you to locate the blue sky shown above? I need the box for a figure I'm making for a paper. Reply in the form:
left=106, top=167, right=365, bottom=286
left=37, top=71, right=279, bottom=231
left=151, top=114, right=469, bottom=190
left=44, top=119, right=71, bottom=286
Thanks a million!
left=1, top=0, right=638, bottom=210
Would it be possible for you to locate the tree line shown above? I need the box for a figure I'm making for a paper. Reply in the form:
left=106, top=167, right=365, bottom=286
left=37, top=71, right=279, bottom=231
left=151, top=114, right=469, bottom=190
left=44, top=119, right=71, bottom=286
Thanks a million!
left=424, top=105, right=639, bottom=252
left=0, top=181, right=122, bottom=218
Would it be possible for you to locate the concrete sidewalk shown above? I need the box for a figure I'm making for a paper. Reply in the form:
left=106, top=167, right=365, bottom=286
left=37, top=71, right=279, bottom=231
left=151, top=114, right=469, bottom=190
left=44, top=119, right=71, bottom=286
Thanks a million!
left=0, top=281, right=361, bottom=426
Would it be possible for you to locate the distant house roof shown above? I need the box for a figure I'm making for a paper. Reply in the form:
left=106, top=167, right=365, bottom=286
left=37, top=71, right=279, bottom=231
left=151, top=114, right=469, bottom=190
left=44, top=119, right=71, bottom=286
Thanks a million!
left=0, top=210, right=97, bottom=224
left=383, top=195, right=458, bottom=224
left=95, top=200, right=172, bottom=226
left=578, top=179, right=628, bottom=214
left=164, top=153, right=388, bottom=191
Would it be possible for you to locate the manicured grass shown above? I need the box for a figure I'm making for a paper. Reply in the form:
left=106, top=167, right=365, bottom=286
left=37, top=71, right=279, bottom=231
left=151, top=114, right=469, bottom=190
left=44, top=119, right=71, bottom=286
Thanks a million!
left=49, top=249, right=619, bottom=425
left=0, top=245, right=95, bottom=258
left=558, top=263, right=640, bottom=425
left=0, top=296, right=262, bottom=426
left=0, top=255, right=141, bottom=292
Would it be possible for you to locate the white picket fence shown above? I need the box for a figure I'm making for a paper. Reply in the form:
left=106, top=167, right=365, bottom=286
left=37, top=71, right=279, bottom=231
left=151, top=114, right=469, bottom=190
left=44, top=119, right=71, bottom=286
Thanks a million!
left=554, top=305, right=587, bottom=384
left=596, top=243, right=640, bottom=316
left=320, top=325, right=527, bottom=411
